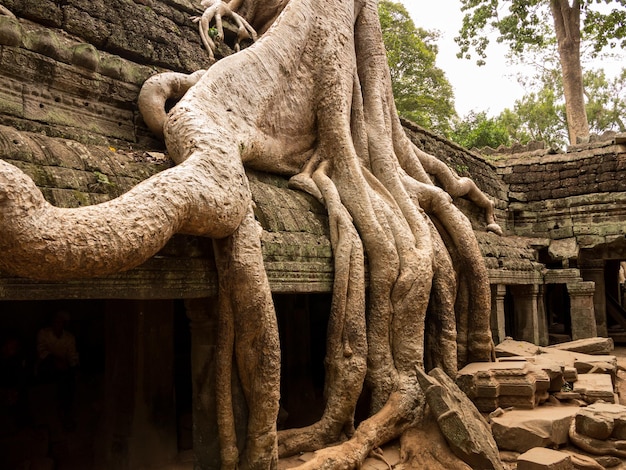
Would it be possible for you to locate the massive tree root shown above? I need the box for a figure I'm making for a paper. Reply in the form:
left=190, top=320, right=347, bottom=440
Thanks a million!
left=0, top=0, right=501, bottom=468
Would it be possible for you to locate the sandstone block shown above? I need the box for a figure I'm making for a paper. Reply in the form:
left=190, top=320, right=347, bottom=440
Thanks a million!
left=417, top=367, right=504, bottom=470
left=546, top=337, right=614, bottom=355
left=517, top=448, right=573, bottom=470
left=496, top=339, right=541, bottom=358
left=554, top=392, right=582, bottom=401
left=574, top=402, right=626, bottom=440
left=575, top=410, right=614, bottom=440
left=491, top=406, right=580, bottom=453
left=457, top=361, right=550, bottom=412
left=573, top=374, right=615, bottom=404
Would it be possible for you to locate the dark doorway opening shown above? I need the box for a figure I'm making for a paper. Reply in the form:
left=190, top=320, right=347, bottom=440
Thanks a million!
left=546, top=284, right=572, bottom=343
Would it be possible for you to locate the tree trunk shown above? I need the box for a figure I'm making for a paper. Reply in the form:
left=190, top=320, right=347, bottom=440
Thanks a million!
left=550, top=0, right=589, bottom=144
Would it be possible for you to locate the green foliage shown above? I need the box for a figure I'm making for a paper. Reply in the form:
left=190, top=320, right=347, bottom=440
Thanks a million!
left=583, top=1, right=626, bottom=54
left=584, top=68, right=626, bottom=132
left=450, top=111, right=511, bottom=149
left=491, top=67, right=626, bottom=148
left=506, top=83, right=568, bottom=147
left=456, top=0, right=626, bottom=65
left=378, top=0, right=456, bottom=136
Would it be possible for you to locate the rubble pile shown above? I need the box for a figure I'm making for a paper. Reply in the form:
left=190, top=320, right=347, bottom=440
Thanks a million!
left=445, top=338, right=626, bottom=469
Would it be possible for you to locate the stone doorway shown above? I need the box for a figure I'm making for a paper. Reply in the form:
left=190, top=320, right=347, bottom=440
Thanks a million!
left=0, top=298, right=187, bottom=470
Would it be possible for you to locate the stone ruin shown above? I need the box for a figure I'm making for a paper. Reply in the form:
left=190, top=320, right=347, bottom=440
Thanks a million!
left=448, top=336, right=626, bottom=469
left=0, top=0, right=625, bottom=469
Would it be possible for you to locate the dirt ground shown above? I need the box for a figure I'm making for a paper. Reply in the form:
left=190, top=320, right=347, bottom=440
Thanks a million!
left=277, top=346, right=626, bottom=470
left=153, top=346, right=626, bottom=470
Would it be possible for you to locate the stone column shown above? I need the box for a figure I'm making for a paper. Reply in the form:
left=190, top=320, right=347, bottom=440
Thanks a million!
left=185, top=298, right=221, bottom=470
left=567, top=281, right=598, bottom=340
left=537, top=284, right=549, bottom=346
left=490, top=284, right=507, bottom=345
left=97, top=300, right=178, bottom=470
left=511, top=284, right=540, bottom=345
left=581, top=262, right=608, bottom=337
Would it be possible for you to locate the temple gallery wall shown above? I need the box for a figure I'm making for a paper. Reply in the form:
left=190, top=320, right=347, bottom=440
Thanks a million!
left=0, top=1, right=625, bottom=469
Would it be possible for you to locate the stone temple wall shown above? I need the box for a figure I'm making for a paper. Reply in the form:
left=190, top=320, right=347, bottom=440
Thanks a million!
left=402, top=118, right=509, bottom=233
left=494, top=139, right=626, bottom=252
left=0, top=0, right=528, bottom=300
left=1, top=0, right=208, bottom=73
left=0, top=0, right=212, bottom=149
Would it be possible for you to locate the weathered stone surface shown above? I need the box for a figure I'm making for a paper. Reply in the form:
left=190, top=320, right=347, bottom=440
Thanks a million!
left=574, top=360, right=617, bottom=377
left=497, top=340, right=616, bottom=380
left=528, top=357, right=567, bottom=392
left=576, top=409, right=614, bottom=440
left=491, top=406, right=580, bottom=453
left=573, top=374, right=615, bottom=404
left=417, top=367, right=504, bottom=470
left=457, top=361, right=550, bottom=412
left=496, top=339, right=542, bottom=358
left=547, top=338, right=614, bottom=356
left=593, top=455, right=623, bottom=468
left=554, top=392, right=582, bottom=401
left=574, top=403, right=626, bottom=440
left=517, top=448, right=573, bottom=470
left=562, top=451, right=605, bottom=470
left=569, top=420, right=626, bottom=459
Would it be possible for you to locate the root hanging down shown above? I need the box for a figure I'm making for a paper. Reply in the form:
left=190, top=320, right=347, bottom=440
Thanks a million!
left=0, top=0, right=501, bottom=469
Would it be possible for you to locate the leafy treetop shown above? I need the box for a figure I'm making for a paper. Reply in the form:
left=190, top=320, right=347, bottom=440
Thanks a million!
left=378, top=0, right=456, bottom=136
left=456, top=0, right=626, bottom=66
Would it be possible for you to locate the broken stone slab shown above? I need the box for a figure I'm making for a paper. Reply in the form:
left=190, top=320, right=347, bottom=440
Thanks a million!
left=569, top=420, right=626, bottom=459
left=554, top=392, right=583, bottom=401
left=496, top=340, right=616, bottom=377
left=576, top=409, right=614, bottom=440
left=517, top=447, right=573, bottom=470
left=575, top=403, right=626, bottom=440
left=457, top=361, right=550, bottom=412
left=496, top=339, right=542, bottom=358
left=574, top=360, right=617, bottom=385
left=593, top=455, right=623, bottom=468
left=546, top=337, right=614, bottom=356
left=490, top=406, right=580, bottom=453
left=531, top=358, right=566, bottom=392
left=500, top=355, right=570, bottom=391
left=572, top=374, right=615, bottom=404
left=417, top=367, right=505, bottom=470
left=560, top=450, right=605, bottom=470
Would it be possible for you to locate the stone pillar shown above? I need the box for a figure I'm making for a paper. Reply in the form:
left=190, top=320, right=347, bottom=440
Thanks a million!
left=537, top=284, right=549, bottom=346
left=511, top=284, right=540, bottom=345
left=185, top=298, right=220, bottom=470
left=490, top=284, right=507, bottom=345
left=581, top=262, right=608, bottom=337
left=567, top=281, right=598, bottom=340
left=97, top=300, right=178, bottom=470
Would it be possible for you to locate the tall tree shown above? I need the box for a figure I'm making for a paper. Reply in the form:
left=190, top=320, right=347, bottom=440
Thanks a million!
left=378, top=0, right=456, bottom=135
left=456, top=0, right=626, bottom=145
left=494, top=67, right=626, bottom=147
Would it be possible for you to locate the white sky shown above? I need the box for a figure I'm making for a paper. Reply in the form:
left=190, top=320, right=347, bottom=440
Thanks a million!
left=403, top=0, right=626, bottom=117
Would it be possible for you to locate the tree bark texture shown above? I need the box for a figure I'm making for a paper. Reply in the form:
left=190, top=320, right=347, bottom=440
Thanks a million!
left=550, top=0, right=590, bottom=144
left=0, top=0, right=501, bottom=468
